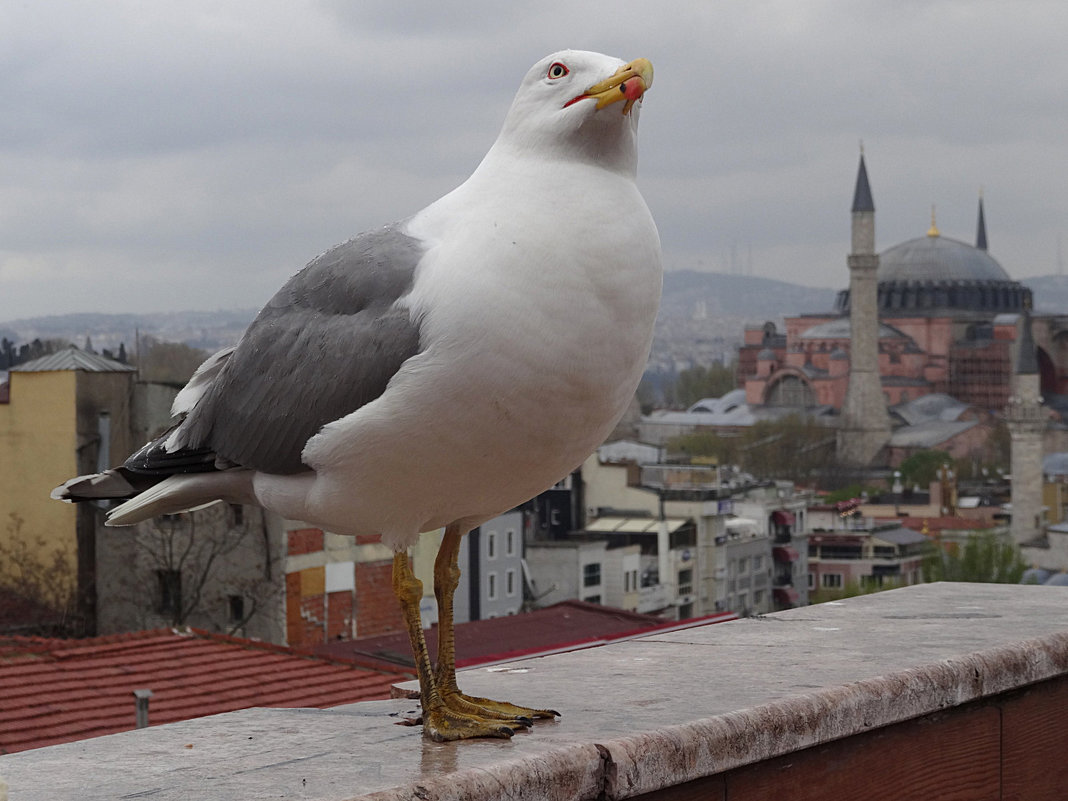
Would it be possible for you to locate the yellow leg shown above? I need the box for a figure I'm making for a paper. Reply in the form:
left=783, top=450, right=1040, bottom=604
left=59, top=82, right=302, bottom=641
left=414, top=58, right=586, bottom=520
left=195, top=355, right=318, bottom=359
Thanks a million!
left=392, top=550, right=514, bottom=741
left=433, top=523, right=559, bottom=724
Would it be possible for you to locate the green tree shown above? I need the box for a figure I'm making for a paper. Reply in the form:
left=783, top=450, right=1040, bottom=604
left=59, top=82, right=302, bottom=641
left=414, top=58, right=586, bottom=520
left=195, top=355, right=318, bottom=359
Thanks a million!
left=922, top=531, right=1026, bottom=584
left=668, top=364, right=737, bottom=408
left=898, top=449, right=954, bottom=488
left=670, top=414, right=837, bottom=484
left=809, top=576, right=904, bottom=605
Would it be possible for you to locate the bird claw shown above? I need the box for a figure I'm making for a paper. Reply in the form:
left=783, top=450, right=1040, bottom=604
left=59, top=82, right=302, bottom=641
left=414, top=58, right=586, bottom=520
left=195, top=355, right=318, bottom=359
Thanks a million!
left=422, top=707, right=516, bottom=741
left=418, top=690, right=559, bottom=740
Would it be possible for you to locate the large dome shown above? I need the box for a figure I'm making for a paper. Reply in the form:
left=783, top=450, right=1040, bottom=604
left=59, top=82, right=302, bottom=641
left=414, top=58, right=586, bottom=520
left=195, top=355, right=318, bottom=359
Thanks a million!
left=879, top=234, right=1011, bottom=283
left=836, top=231, right=1030, bottom=316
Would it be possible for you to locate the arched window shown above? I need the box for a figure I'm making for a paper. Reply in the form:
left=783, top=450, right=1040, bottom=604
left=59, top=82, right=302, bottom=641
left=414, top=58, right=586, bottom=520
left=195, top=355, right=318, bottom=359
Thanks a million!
left=765, top=375, right=816, bottom=407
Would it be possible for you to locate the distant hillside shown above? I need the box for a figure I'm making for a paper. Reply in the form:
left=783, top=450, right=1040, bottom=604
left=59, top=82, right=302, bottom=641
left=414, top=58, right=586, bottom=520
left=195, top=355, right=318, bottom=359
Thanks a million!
left=659, top=270, right=1068, bottom=322
left=2, top=272, right=1058, bottom=372
left=0, top=309, right=258, bottom=355
left=659, top=270, right=837, bottom=322
left=1023, top=275, right=1068, bottom=314
left=648, top=271, right=838, bottom=371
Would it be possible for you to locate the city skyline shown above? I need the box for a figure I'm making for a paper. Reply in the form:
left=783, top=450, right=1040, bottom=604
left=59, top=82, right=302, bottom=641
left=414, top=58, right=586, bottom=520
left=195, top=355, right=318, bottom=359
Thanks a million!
left=2, top=1, right=1066, bottom=320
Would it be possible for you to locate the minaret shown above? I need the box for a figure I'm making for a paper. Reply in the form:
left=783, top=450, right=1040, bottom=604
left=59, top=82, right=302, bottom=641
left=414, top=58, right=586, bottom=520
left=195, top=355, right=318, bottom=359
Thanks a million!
left=1007, top=308, right=1045, bottom=545
left=976, top=192, right=988, bottom=250
left=837, top=152, right=891, bottom=465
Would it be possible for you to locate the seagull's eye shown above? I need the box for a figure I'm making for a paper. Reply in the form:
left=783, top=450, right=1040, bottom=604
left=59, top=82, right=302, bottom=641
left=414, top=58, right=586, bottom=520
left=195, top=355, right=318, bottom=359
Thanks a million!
left=546, top=62, right=569, bottom=80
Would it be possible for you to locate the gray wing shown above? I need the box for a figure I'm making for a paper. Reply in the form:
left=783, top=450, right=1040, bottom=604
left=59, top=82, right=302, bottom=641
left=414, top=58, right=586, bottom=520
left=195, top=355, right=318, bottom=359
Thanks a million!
left=167, top=224, right=425, bottom=475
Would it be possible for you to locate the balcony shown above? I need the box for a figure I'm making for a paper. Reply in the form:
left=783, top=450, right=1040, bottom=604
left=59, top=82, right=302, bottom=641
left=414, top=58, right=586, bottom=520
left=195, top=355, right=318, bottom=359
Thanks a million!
left=638, top=464, right=730, bottom=500
left=3, top=583, right=1067, bottom=800
left=636, top=582, right=672, bottom=613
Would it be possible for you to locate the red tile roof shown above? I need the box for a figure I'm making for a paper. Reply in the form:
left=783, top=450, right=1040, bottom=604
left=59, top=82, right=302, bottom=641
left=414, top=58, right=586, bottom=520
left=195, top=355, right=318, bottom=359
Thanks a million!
left=0, top=627, right=412, bottom=755
left=316, top=600, right=737, bottom=670
left=877, top=515, right=998, bottom=534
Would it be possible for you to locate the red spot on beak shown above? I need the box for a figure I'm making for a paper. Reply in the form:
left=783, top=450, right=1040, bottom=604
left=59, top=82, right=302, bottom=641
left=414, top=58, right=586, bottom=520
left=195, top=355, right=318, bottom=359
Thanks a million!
left=620, top=77, right=644, bottom=101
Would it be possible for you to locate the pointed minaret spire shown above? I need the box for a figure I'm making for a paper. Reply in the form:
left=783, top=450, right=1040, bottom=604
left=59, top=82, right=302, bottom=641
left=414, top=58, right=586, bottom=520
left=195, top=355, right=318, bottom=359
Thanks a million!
left=976, top=190, right=988, bottom=250
left=839, top=149, right=890, bottom=466
left=851, top=150, right=875, bottom=214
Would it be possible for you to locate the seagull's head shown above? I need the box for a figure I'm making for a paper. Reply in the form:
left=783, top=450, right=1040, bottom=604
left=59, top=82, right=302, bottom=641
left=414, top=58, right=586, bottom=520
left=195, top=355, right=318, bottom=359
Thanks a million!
left=494, top=50, right=654, bottom=175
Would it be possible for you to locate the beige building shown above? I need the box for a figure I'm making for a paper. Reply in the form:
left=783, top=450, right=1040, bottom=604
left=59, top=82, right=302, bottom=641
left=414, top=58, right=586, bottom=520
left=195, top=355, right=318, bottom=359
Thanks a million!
left=0, top=348, right=136, bottom=632
left=0, top=346, right=458, bottom=645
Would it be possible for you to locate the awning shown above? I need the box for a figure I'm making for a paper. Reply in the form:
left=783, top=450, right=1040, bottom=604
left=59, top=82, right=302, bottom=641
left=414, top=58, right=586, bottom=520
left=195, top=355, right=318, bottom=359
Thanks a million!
left=773, top=587, right=801, bottom=604
left=771, top=510, right=795, bottom=526
left=725, top=516, right=759, bottom=532
left=585, top=516, right=690, bottom=534
left=773, top=546, right=800, bottom=562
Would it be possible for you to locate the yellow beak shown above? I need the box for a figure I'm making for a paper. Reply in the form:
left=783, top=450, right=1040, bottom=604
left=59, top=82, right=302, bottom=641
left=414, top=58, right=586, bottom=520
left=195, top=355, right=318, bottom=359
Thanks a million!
left=567, top=57, right=654, bottom=116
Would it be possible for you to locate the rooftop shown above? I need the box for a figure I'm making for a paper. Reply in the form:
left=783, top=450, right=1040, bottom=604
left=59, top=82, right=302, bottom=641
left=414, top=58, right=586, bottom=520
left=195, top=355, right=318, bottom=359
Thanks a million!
left=2, top=583, right=1066, bottom=800
left=9, top=346, right=135, bottom=373
left=316, top=600, right=723, bottom=670
left=0, top=627, right=411, bottom=755
left=880, top=233, right=1012, bottom=284
left=887, top=419, right=979, bottom=448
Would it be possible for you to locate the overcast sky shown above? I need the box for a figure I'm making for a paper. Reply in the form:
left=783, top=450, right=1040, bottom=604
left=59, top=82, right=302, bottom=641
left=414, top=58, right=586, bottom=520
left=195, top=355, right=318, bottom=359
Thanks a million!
left=2, top=1, right=1065, bottom=321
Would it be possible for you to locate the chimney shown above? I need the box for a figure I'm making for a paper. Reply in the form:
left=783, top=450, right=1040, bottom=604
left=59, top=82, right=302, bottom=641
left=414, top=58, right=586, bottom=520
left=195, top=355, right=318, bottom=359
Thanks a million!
left=133, top=689, right=153, bottom=729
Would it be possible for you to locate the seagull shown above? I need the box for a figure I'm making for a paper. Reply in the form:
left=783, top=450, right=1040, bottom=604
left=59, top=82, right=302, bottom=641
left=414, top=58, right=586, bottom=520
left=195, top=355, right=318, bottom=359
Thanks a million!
left=53, top=50, right=661, bottom=741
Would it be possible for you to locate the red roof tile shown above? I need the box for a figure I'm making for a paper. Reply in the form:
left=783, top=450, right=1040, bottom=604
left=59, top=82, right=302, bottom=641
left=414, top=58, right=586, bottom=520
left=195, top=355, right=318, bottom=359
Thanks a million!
left=0, top=627, right=412, bottom=755
left=877, top=515, right=998, bottom=533
left=317, top=600, right=737, bottom=670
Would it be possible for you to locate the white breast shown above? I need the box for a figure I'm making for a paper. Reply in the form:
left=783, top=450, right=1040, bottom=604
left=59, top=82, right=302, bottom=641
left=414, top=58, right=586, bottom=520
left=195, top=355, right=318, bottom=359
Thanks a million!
left=286, top=158, right=661, bottom=546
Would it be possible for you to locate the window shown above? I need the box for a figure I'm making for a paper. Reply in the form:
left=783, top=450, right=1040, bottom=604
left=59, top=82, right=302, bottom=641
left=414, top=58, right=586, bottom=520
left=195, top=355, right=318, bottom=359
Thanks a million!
left=506, top=569, right=516, bottom=596
left=486, top=531, right=497, bottom=559
left=157, top=570, right=181, bottom=616
left=228, top=595, right=245, bottom=623
left=821, top=573, right=843, bottom=589
left=583, top=562, right=601, bottom=588
left=766, top=374, right=815, bottom=407
left=752, top=555, right=763, bottom=571
left=584, top=595, right=601, bottom=604
left=624, top=571, right=631, bottom=593
left=738, top=557, right=749, bottom=574
left=753, top=590, right=764, bottom=606
left=677, top=568, right=693, bottom=595
left=807, top=572, right=815, bottom=589
left=631, top=569, right=639, bottom=591
left=487, top=572, right=497, bottom=600
left=505, top=529, right=516, bottom=556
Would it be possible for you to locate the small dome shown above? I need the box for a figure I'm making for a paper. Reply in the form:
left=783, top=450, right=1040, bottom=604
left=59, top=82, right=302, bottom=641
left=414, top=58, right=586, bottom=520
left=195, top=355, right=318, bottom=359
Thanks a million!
left=1021, top=567, right=1051, bottom=585
left=879, top=234, right=1010, bottom=283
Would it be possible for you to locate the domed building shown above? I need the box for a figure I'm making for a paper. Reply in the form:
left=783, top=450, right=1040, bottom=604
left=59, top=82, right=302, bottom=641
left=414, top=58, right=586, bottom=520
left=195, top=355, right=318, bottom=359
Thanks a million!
left=843, top=226, right=1030, bottom=319
left=738, top=155, right=1067, bottom=466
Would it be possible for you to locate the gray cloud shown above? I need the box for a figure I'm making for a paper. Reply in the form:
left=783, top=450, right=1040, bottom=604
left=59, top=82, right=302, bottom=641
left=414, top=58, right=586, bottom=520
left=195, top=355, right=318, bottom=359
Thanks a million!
left=1, top=0, right=1065, bottom=321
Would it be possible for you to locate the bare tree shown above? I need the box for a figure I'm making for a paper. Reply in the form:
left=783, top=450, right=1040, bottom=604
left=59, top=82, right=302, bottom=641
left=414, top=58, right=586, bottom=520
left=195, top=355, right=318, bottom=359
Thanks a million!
left=134, top=335, right=209, bottom=385
left=99, top=502, right=282, bottom=638
left=0, top=513, right=79, bottom=634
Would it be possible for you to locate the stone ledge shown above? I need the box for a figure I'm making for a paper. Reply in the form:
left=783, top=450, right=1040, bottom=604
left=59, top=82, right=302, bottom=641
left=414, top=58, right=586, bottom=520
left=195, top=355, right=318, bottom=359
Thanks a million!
left=2, top=583, right=1067, bottom=800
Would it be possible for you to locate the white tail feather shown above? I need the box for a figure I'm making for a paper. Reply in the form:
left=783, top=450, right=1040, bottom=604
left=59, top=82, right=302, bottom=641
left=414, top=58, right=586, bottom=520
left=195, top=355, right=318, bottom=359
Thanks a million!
left=105, top=471, right=255, bottom=526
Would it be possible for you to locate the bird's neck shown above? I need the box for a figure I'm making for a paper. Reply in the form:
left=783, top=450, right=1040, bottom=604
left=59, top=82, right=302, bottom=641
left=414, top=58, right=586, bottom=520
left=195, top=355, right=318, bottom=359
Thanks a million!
left=482, top=123, right=639, bottom=180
